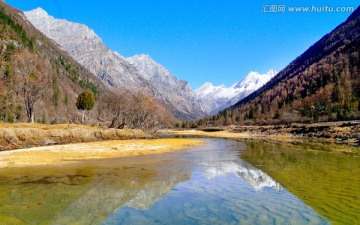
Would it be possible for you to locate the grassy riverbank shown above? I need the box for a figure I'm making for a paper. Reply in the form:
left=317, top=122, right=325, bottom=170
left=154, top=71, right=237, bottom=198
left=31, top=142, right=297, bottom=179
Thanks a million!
left=169, top=121, right=360, bottom=154
left=0, top=123, right=149, bottom=151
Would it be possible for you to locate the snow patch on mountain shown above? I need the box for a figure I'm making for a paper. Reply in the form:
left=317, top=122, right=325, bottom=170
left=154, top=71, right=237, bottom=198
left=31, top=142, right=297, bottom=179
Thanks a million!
left=195, top=70, right=277, bottom=115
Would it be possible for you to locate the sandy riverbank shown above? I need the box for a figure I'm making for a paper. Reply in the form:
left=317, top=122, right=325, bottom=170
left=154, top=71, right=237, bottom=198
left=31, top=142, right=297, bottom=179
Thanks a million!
left=0, top=138, right=204, bottom=168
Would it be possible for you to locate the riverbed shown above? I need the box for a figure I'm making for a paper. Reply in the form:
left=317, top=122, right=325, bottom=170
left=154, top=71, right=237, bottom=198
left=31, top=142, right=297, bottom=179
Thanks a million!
left=0, top=138, right=358, bottom=224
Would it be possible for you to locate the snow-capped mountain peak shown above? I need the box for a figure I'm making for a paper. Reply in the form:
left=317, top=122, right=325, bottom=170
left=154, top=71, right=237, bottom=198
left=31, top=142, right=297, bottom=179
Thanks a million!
left=232, top=69, right=276, bottom=90
left=195, top=70, right=277, bottom=115
left=196, top=82, right=216, bottom=96
left=195, top=82, right=237, bottom=99
left=267, top=69, right=277, bottom=76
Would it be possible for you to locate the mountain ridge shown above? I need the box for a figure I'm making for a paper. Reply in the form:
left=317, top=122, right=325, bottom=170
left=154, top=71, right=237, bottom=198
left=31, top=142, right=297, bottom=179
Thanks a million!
left=195, top=70, right=276, bottom=115
left=25, top=8, right=204, bottom=120
left=126, top=54, right=204, bottom=118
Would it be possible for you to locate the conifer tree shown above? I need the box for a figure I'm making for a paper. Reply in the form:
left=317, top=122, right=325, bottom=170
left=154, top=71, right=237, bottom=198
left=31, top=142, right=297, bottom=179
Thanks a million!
left=76, top=90, right=94, bottom=123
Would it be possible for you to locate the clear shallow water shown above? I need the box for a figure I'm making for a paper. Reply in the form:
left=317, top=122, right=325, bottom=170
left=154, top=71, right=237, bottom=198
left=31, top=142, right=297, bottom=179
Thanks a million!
left=0, top=139, right=357, bottom=224
left=240, top=141, right=360, bottom=225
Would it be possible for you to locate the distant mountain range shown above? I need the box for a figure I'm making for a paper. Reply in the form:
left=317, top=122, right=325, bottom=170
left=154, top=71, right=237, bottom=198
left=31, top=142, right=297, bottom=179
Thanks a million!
left=203, top=5, right=360, bottom=126
left=3, top=1, right=356, bottom=127
left=195, top=70, right=276, bottom=115
left=25, top=8, right=275, bottom=118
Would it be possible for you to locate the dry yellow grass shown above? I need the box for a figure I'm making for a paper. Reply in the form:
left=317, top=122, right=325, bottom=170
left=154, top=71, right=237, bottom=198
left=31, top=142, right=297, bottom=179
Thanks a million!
left=172, top=129, right=297, bottom=140
left=170, top=130, right=359, bottom=154
left=172, top=130, right=254, bottom=138
left=0, top=139, right=204, bottom=168
left=0, top=122, right=148, bottom=150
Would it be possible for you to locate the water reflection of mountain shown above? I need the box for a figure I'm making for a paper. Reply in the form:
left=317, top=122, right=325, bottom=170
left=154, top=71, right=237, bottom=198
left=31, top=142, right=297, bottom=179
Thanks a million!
left=50, top=166, right=191, bottom=224
left=103, top=140, right=328, bottom=225
left=201, top=160, right=282, bottom=192
left=0, top=158, right=192, bottom=225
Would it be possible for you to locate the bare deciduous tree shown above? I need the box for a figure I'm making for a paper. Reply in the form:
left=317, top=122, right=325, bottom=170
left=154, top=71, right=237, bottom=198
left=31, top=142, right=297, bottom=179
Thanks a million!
left=12, top=51, right=51, bottom=123
left=100, top=90, right=172, bottom=130
left=127, top=94, right=165, bottom=130
left=100, top=90, right=132, bottom=129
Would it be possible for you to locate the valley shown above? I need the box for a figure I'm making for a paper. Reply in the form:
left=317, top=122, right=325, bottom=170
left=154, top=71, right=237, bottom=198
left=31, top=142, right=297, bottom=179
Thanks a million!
left=0, top=1, right=358, bottom=148
left=0, top=1, right=359, bottom=224
left=24, top=7, right=275, bottom=119
left=0, top=0, right=358, bottom=147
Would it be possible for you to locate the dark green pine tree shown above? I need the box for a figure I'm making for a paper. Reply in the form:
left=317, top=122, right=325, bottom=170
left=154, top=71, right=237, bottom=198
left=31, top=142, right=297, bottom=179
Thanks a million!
left=76, top=90, right=95, bottom=123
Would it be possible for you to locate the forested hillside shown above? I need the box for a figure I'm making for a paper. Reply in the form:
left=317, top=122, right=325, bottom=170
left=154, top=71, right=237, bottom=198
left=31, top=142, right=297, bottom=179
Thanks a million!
left=199, top=6, right=360, bottom=127
left=0, top=2, right=173, bottom=129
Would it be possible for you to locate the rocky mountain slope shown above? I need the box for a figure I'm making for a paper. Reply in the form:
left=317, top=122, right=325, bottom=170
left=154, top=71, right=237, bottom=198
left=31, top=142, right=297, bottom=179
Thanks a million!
left=25, top=8, right=204, bottom=119
left=204, top=6, right=360, bottom=126
left=24, top=8, right=147, bottom=90
left=126, top=54, right=203, bottom=118
left=0, top=1, right=174, bottom=128
left=0, top=2, right=106, bottom=124
left=195, top=70, right=276, bottom=115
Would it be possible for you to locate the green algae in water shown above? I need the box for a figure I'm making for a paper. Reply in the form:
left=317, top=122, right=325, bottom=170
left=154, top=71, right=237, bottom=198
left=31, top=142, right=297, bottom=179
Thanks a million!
left=241, top=141, right=360, bottom=225
left=0, top=166, right=95, bottom=225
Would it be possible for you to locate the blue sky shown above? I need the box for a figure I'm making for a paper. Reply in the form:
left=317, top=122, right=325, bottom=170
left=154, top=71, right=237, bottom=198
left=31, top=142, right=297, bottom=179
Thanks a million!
left=6, top=0, right=359, bottom=89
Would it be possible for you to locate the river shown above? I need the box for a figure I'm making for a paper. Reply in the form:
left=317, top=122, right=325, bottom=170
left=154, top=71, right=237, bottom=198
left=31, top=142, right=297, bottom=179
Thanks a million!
left=0, top=138, right=358, bottom=224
